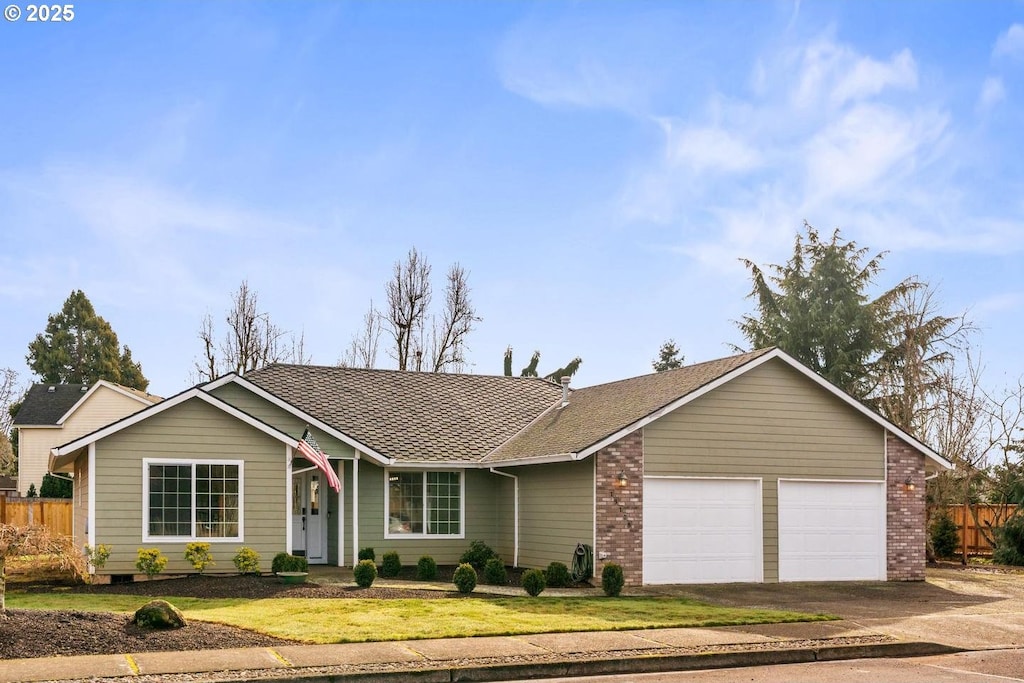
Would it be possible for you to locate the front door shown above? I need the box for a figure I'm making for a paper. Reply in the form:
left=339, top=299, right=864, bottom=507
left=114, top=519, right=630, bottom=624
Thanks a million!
left=291, top=470, right=327, bottom=563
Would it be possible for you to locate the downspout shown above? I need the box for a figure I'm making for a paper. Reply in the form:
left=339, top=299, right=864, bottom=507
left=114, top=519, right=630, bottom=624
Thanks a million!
left=489, top=468, right=519, bottom=567
left=352, top=455, right=360, bottom=568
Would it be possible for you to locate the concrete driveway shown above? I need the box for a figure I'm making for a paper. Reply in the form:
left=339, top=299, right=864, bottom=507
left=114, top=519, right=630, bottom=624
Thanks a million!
left=639, top=567, right=1024, bottom=651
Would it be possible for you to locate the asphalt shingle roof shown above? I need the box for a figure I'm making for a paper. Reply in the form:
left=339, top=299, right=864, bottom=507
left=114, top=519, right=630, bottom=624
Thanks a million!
left=481, top=348, right=775, bottom=463
left=12, top=384, right=90, bottom=426
left=244, top=365, right=565, bottom=462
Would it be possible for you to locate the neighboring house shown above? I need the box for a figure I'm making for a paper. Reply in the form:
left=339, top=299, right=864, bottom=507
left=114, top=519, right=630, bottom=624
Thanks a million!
left=49, top=348, right=950, bottom=585
left=0, top=475, right=17, bottom=498
left=13, top=381, right=160, bottom=496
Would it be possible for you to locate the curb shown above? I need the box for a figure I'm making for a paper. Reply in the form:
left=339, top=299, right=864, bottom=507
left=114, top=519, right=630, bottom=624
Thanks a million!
left=221, top=641, right=963, bottom=683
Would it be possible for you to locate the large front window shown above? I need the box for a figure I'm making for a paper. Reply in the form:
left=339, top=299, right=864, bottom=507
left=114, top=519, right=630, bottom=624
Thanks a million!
left=387, top=470, right=462, bottom=537
left=145, top=460, right=242, bottom=541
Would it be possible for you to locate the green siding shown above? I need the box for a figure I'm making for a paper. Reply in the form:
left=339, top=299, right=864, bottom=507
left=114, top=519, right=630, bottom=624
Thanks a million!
left=93, top=398, right=288, bottom=575
left=353, top=464, right=506, bottom=564
left=516, top=460, right=594, bottom=570
left=644, top=359, right=885, bottom=582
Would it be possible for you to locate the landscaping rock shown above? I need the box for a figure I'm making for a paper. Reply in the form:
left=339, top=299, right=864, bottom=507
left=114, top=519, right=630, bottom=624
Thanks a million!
left=132, top=599, right=187, bottom=629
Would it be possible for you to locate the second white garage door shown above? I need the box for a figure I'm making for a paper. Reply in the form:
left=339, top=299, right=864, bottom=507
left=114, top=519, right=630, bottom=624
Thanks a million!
left=643, top=478, right=762, bottom=584
left=778, top=480, right=886, bottom=581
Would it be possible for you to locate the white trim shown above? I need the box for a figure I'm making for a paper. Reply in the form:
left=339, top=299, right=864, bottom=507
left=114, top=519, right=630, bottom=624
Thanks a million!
left=489, top=468, right=519, bottom=567
left=56, top=380, right=157, bottom=425
left=337, top=460, right=345, bottom=567
left=572, top=349, right=951, bottom=471
left=53, top=388, right=298, bottom=456
left=141, top=457, right=245, bottom=544
left=202, top=374, right=390, bottom=465
left=482, top=453, right=579, bottom=467
left=285, top=446, right=293, bottom=557
left=352, top=456, right=359, bottom=567
left=87, top=443, right=96, bottom=554
left=383, top=467, right=466, bottom=540
left=386, top=460, right=483, bottom=469
left=776, top=477, right=886, bottom=484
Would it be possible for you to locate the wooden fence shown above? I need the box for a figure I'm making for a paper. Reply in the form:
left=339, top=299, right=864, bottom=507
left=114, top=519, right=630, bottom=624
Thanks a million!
left=947, top=504, right=1018, bottom=557
left=0, top=497, right=73, bottom=537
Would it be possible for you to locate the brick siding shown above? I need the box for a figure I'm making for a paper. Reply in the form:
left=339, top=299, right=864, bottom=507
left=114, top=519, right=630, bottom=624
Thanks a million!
left=887, top=431, right=927, bottom=581
left=594, top=430, right=644, bottom=585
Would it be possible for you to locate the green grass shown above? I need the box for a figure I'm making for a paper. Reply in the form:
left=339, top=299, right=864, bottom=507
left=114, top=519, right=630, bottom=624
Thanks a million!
left=7, top=591, right=834, bottom=644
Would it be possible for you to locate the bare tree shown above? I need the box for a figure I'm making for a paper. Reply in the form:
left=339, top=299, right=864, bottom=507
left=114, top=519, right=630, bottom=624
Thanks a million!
left=194, top=281, right=307, bottom=382
left=377, top=249, right=479, bottom=373
left=340, top=302, right=382, bottom=369
left=0, top=368, right=20, bottom=438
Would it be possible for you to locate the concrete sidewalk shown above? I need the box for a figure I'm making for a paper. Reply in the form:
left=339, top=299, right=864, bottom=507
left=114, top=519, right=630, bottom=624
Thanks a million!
left=0, top=620, right=955, bottom=683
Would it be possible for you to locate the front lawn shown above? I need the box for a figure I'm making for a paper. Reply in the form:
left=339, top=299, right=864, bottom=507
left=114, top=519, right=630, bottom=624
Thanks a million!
left=7, top=592, right=833, bottom=643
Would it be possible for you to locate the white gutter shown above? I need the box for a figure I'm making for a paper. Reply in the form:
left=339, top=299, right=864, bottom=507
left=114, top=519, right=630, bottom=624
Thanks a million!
left=489, top=468, right=519, bottom=567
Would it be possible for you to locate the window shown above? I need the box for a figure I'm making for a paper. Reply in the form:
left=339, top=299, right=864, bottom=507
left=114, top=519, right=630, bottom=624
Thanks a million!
left=386, top=470, right=462, bottom=537
left=145, top=460, right=243, bottom=541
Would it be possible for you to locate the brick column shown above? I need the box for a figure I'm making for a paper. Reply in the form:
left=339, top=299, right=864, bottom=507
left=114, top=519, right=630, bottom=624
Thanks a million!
left=594, top=430, right=644, bottom=585
left=887, top=432, right=926, bottom=581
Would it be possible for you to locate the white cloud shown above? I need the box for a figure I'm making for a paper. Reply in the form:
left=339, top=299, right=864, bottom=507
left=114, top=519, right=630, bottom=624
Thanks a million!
left=993, top=23, right=1024, bottom=61
left=829, top=48, right=917, bottom=107
left=791, top=36, right=917, bottom=110
left=978, top=76, right=1006, bottom=112
left=660, top=121, right=762, bottom=174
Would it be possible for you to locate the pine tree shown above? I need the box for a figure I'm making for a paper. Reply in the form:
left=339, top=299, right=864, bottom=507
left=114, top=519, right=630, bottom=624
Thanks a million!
left=652, top=340, right=684, bottom=372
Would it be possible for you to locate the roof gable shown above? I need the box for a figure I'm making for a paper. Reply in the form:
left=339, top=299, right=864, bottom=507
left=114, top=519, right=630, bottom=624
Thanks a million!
left=13, top=384, right=90, bottom=426
left=243, top=364, right=564, bottom=463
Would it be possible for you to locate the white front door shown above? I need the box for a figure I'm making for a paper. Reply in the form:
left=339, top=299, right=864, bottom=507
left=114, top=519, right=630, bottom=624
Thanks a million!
left=291, top=470, right=327, bottom=563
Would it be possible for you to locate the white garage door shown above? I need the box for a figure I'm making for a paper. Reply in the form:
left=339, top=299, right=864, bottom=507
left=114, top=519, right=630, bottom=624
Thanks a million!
left=778, top=480, right=886, bottom=581
left=643, top=478, right=762, bottom=584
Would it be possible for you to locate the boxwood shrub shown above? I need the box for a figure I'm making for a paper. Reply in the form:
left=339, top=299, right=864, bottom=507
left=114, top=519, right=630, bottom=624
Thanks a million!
left=354, top=559, right=378, bottom=588
left=453, top=563, right=477, bottom=593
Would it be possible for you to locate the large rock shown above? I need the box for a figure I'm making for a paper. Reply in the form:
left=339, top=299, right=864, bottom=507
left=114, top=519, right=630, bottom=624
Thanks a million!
left=132, top=599, right=186, bottom=629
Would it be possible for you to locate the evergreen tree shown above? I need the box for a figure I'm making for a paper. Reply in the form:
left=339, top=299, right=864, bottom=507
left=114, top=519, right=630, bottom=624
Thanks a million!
left=503, top=347, right=582, bottom=382
left=652, top=340, right=685, bottom=372
left=39, top=473, right=72, bottom=499
left=26, top=290, right=149, bottom=390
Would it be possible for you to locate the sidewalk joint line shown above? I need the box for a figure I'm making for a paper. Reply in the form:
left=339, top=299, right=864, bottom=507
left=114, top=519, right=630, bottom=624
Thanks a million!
left=268, top=647, right=292, bottom=667
left=124, top=653, right=140, bottom=675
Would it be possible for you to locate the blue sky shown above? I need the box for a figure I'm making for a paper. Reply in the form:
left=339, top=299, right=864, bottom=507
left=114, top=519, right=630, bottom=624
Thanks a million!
left=1, top=1, right=1022, bottom=397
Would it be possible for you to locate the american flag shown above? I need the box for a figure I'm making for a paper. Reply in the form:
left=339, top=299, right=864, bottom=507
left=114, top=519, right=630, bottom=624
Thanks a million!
left=297, top=428, right=341, bottom=493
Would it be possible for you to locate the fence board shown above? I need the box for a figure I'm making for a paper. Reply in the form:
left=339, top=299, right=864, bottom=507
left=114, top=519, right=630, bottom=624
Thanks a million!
left=0, top=498, right=73, bottom=537
left=947, top=504, right=1018, bottom=557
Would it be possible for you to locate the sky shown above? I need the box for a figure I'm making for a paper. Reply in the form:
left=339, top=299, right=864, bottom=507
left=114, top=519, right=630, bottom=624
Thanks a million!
left=1, top=1, right=1023, bottom=398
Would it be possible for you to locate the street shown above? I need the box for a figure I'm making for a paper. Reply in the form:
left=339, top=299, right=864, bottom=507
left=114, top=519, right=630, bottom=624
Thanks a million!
left=501, top=649, right=1024, bottom=682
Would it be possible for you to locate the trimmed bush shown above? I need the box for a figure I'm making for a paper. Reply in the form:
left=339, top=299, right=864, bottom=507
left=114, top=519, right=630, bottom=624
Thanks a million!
left=358, top=547, right=376, bottom=562
left=381, top=551, right=402, bottom=578
left=453, top=563, right=477, bottom=593
left=184, top=542, right=214, bottom=574
left=522, top=568, right=546, bottom=597
left=459, top=540, right=497, bottom=570
left=272, top=552, right=309, bottom=573
left=930, top=512, right=960, bottom=559
left=136, top=548, right=168, bottom=579
left=417, top=555, right=438, bottom=581
left=601, top=563, right=625, bottom=597
left=354, top=559, right=378, bottom=587
left=994, top=515, right=1024, bottom=566
left=545, top=561, right=571, bottom=588
left=233, top=547, right=261, bottom=575
left=84, top=544, right=111, bottom=571
left=483, top=557, right=507, bottom=585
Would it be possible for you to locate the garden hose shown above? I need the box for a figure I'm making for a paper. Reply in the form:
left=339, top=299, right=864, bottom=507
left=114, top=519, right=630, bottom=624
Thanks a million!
left=571, top=542, right=593, bottom=582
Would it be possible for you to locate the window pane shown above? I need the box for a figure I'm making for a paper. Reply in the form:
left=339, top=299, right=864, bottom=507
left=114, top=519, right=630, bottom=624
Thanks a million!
left=148, top=464, right=191, bottom=536
left=427, top=471, right=460, bottom=535
left=194, top=463, right=241, bottom=538
left=388, top=472, right=423, bottom=534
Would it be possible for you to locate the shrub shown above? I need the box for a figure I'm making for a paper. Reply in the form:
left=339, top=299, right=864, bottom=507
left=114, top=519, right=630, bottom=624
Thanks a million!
left=416, top=555, right=438, bottom=581
left=354, top=559, right=378, bottom=587
left=381, top=551, right=402, bottom=578
left=358, top=547, right=376, bottom=562
left=522, top=568, right=546, bottom=596
left=136, top=548, right=168, bottom=579
left=184, top=542, right=214, bottom=574
left=453, top=563, right=477, bottom=593
left=930, top=512, right=960, bottom=559
left=545, top=561, right=571, bottom=588
left=483, top=558, right=507, bottom=585
left=272, top=552, right=309, bottom=573
left=40, top=473, right=73, bottom=498
left=459, top=540, right=497, bottom=570
left=601, top=563, right=625, bottom=597
left=994, top=515, right=1024, bottom=566
left=26, top=483, right=37, bottom=498
left=84, top=544, right=111, bottom=571
left=233, top=547, right=261, bottom=575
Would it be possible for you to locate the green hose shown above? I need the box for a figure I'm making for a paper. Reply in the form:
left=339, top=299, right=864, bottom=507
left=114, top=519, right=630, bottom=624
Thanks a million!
left=571, top=542, right=593, bottom=582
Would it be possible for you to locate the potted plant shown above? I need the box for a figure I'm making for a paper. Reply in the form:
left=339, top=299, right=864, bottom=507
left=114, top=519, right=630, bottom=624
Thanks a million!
left=271, top=552, right=309, bottom=584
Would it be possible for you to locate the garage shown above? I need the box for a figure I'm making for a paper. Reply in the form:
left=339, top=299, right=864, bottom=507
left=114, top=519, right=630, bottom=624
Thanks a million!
left=642, top=477, right=762, bottom=584
left=778, top=480, right=886, bottom=581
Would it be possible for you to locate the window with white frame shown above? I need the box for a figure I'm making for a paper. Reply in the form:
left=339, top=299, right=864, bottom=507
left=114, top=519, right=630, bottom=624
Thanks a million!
left=145, top=460, right=242, bottom=541
left=386, top=470, right=462, bottom=537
